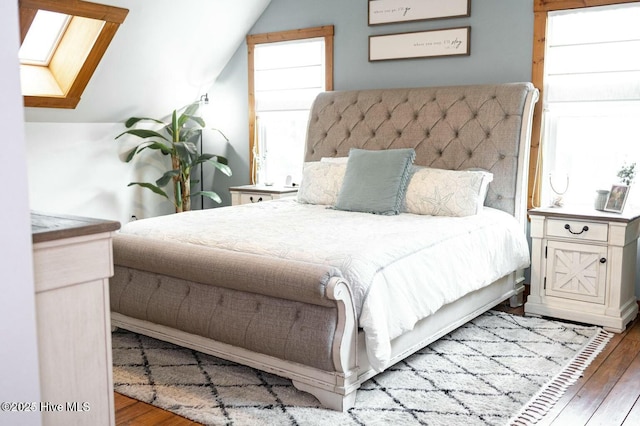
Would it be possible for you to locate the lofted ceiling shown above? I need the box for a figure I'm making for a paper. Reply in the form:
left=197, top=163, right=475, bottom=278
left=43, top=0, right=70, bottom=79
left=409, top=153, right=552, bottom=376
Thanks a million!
left=23, top=0, right=271, bottom=123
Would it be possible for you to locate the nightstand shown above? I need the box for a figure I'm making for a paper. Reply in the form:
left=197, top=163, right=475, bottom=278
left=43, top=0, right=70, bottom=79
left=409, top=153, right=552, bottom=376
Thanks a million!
left=526, top=207, right=640, bottom=332
left=229, top=184, right=298, bottom=206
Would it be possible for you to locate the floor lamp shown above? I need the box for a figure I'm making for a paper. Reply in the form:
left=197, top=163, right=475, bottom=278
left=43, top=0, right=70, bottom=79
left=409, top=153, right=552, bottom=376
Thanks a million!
left=199, top=93, right=208, bottom=210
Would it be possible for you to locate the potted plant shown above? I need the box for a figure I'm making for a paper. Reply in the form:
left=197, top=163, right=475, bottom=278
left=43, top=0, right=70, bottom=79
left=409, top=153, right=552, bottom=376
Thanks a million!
left=116, top=101, right=232, bottom=212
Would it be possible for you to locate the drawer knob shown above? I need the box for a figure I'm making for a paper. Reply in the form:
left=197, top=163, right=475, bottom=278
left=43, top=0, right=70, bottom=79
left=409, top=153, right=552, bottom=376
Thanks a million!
left=249, top=196, right=263, bottom=203
left=564, top=224, right=589, bottom=235
left=600, top=257, right=607, bottom=264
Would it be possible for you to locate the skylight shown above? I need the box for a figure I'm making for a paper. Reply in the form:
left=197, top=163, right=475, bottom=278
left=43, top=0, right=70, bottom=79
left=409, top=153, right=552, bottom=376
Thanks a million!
left=19, top=10, right=70, bottom=66
left=18, top=0, right=128, bottom=109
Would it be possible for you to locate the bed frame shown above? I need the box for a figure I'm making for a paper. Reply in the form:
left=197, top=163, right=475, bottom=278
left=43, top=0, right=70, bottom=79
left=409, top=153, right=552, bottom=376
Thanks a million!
left=110, top=82, right=539, bottom=411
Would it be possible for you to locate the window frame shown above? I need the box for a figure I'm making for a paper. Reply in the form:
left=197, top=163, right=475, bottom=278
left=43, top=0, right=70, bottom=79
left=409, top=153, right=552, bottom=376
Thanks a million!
left=529, top=0, right=638, bottom=208
left=246, top=25, right=334, bottom=184
left=18, top=0, right=128, bottom=109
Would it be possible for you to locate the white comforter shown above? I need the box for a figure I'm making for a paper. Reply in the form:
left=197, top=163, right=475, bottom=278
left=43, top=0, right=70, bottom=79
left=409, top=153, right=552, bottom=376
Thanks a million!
left=119, top=199, right=530, bottom=371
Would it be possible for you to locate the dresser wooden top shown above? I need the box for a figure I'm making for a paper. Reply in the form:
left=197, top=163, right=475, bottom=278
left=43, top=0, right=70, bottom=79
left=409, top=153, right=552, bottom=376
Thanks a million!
left=31, top=212, right=121, bottom=244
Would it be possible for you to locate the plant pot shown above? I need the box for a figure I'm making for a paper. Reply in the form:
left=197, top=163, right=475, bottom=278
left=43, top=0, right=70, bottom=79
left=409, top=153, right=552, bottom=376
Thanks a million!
left=594, top=189, right=609, bottom=210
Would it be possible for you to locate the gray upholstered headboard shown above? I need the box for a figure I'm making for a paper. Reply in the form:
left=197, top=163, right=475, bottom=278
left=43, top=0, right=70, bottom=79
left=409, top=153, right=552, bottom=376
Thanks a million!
left=304, top=83, right=539, bottom=224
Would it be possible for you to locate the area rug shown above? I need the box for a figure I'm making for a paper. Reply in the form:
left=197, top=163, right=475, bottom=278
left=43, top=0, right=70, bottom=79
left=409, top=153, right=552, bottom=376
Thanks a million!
left=111, top=310, right=611, bottom=426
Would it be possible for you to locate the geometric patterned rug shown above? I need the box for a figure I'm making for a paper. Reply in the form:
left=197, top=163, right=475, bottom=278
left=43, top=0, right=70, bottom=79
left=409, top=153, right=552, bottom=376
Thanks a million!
left=112, top=310, right=611, bottom=426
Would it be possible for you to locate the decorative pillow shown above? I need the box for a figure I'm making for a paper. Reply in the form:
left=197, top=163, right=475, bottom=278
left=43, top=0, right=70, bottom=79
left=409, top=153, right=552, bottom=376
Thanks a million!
left=466, top=167, right=492, bottom=205
left=404, top=168, right=493, bottom=217
left=335, top=148, right=416, bottom=215
left=296, top=162, right=347, bottom=205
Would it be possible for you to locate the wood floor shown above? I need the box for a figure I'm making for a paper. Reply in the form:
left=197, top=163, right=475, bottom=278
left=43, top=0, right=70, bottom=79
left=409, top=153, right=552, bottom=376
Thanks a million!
left=114, top=299, right=640, bottom=426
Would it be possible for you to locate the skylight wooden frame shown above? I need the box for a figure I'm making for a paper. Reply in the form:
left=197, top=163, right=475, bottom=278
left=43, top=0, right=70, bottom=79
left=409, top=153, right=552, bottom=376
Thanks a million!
left=247, top=25, right=334, bottom=183
left=18, top=0, right=128, bottom=109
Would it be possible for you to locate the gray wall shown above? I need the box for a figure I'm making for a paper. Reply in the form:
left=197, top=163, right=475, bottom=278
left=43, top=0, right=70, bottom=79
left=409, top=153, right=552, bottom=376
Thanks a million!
left=204, top=0, right=534, bottom=203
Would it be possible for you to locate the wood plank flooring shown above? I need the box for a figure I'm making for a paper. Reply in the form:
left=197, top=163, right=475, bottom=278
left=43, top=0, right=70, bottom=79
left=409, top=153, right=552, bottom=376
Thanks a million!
left=114, top=393, right=199, bottom=425
left=114, top=298, right=640, bottom=426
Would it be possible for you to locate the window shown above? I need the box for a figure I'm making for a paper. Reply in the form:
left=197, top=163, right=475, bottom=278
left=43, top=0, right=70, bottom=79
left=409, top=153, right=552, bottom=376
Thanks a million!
left=530, top=0, right=639, bottom=208
left=19, top=10, right=70, bottom=65
left=536, top=2, right=640, bottom=208
left=247, top=26, right=334, bottom=185
left=18, top=0, right=128, bottom=109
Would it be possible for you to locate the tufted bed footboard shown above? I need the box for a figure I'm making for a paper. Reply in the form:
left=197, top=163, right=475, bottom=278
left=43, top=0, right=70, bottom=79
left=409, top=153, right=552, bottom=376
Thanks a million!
left=110, top=233, right=360, bottom=410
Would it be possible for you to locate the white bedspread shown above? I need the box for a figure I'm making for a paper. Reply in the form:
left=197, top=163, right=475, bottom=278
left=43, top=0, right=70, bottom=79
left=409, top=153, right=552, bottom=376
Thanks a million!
left=119, top=199, right=530, bottom=371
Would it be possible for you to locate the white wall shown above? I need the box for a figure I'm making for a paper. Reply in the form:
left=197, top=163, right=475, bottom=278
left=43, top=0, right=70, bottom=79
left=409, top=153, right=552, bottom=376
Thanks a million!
left=26, top=123, right=174, bottom=223
left=0, top=1, right=42, bottom=425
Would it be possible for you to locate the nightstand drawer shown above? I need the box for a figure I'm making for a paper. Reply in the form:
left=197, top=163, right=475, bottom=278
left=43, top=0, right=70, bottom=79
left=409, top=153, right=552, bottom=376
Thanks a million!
left=547, top=219, right=608, bottom=242
left=239, top=192, right=273, bottom=204
left=229, top=184, right=298, bottom=206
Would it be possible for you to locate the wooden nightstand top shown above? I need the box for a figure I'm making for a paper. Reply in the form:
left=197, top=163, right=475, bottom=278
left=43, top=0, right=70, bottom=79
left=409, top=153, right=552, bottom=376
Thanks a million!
left=528, top=206, right=640, bottom=223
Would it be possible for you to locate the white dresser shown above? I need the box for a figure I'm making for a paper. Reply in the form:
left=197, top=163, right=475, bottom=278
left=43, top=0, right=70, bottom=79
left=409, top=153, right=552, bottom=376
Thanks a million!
left=229, top=184, right=298, bottom=206
left=32, top=212, right=120, bottom=426
left=526, top=207, right=639, bottom=332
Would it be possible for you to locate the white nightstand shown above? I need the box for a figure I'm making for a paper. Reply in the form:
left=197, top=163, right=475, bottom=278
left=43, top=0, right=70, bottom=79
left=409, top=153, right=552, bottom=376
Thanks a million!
left=229, top=184, right=298, bottom=206
left=526, top=207, right=640, bottom=332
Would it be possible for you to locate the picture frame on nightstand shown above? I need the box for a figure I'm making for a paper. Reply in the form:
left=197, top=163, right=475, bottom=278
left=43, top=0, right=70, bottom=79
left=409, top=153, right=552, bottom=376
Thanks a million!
left=604, top=184, right=629, bottom=213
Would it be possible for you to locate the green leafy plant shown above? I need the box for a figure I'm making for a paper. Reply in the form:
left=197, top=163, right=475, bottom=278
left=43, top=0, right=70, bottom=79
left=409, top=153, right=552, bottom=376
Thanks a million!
left=617, top=162, right=636, bottom=186
left=116, top=101, right=232, bottom=212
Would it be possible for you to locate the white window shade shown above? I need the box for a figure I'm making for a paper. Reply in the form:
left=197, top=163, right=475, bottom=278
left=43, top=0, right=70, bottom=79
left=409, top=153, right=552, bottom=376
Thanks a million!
left=255, top=88, right=321, bottom=112
left=545, top=72, right=640, bottom=103
left=545, top=5, right=640, bottom=104
left=255, top=39, right=324, bottom=68
left=256, top=65, right=324, bottom=91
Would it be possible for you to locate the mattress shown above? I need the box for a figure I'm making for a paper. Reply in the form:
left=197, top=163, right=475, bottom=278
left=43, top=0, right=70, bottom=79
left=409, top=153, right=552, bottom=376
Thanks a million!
left=118, top=199, right=530, bottom=370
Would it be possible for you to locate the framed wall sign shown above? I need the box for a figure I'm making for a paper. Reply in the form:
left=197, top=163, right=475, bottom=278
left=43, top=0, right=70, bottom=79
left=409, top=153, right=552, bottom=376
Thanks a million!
left=368, top=0, right=471, bottom=25
left=369, top=26, right=470, bottom=61
left=604, top=184, right=629, bottom=213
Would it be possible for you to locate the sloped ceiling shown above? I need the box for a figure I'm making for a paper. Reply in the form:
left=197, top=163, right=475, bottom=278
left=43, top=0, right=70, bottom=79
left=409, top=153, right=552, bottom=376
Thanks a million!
left=23, top=0, right=271, bottom=123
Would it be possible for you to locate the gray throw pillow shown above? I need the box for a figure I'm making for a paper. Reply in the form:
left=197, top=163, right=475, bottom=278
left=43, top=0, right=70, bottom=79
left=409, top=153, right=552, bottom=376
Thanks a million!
left=335, top=148, right=416, bottom=215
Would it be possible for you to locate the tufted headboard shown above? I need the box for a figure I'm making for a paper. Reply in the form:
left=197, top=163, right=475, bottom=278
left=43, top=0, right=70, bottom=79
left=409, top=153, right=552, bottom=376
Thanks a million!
left=304, top=82, right=539, bottom=225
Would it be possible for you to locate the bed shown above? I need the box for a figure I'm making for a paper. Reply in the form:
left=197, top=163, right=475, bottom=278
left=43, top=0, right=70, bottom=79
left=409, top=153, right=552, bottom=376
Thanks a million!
left=110, top=82, right=539, bottom=411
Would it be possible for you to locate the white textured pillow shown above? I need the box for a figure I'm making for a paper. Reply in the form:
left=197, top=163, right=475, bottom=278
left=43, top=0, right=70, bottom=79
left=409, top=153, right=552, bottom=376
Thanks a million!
left=466, top=167, right=492, bottom=205
left=404, top=168, right=493, bottom=217
left=296, top=162, right=347, bottom=205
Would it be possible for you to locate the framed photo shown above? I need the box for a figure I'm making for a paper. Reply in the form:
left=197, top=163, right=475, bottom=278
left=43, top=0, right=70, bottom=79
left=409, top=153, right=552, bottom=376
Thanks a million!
left=369, top=27, right=470, bottom=61
left=604, top=184, right=629, bottom=213
left=368, top=0, right=471, bottom=25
